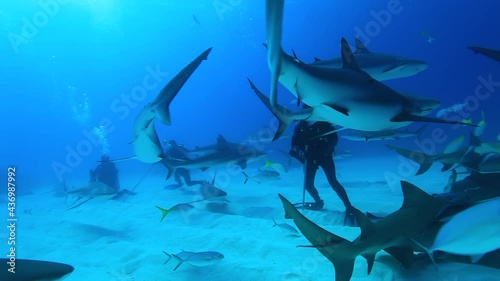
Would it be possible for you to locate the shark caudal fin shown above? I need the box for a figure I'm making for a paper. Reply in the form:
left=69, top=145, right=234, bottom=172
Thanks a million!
left=385, top=144, right=434, bottom=175
left=248, top=79, right=312, bottom=141
left=265, top=0, right=285, bottom=108
left=278, top=194, right=356, bottom=281
left=153, top=47, right=212, bottom=126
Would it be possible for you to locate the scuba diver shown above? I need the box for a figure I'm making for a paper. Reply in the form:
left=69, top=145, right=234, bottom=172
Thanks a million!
left=289, top=117, right=357, bottom=226
left=89, top=155, right=120, bottom=192
left=163, top=140, right=204, bottom=188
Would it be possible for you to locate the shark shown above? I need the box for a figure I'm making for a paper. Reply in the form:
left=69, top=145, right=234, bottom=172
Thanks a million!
left=385, top=133, right=484, bottom=175
left=114, top=48, right=212, bottom=164
left=278, top=181, right=450, bottom=281
left=259, top=0, right=472, bottom=141
left=309, top=38, right=428, bottom=81
left=160, top=135, right=266, bottom=179
left=468, top=46, right=500, bottom=62
left=0, top=258, right=74, bottom=281
left=65, top=181, right=118, bottom=210
left=341, top=125, right=427, bottom=142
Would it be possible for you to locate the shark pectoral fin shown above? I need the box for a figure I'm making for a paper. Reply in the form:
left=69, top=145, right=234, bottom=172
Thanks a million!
left=333, top=258, right=355, bottom=281
left=200, top=167, right=209, bottom=171
left=340, top=37, right=362, bottom=71
left=361, top=253, right=376, bottom=275
left=383, top=246, right=416, bottom=268
left=324, top=103, right=349, bottom=116
left=391, top=113, right=478, bottom=127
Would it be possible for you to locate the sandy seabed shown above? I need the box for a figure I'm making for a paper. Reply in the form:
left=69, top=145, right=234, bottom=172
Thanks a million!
left=4, top=156, right=500, bottom=281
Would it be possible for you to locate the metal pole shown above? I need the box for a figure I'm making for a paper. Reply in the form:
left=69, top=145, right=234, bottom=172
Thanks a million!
left=302, top=144, right=308, bottom=210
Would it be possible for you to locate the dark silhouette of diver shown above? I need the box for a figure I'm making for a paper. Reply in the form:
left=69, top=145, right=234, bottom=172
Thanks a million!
left=90, top=155, right=135, bottom=198
left=164, top=140, right=204, bottom=188
left=290, top=119, right=357, bottom=226
left=90, top=155, right=120, bottom=192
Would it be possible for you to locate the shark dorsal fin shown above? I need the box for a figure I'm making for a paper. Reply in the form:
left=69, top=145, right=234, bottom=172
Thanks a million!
left=468, top=131, right=482, bottom=147
left=354, top=37, right=371, bottom=54
left=313, top=57, right=322, bottom=62
left=400, top=181, right=437, bottom=209
left=340, top=38, right=362, bottom=71
left=216, top=135, right=229, bottom=150
left=354, top=208, right=376, bottom=240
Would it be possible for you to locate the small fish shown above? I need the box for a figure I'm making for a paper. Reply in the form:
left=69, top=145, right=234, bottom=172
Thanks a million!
left=23, top=208, right=32, bottom=215
left=263, top=158, right=287, bottom=174
left=163, top=250, right=224, bottom=271
left=272, top=219, right=299, bottom=236
left=421, top=30, right=436, bottom=43
left=417, top=198, right=500, bottom=265
left=192, top=15, right=201, bottom=25
left=473, top=111, right=487, bottom=137
left=242, top=169, right=280, bottom=184
left=435, top=103, right=468, bottom=118
left=156, top=203, right=194, bottom=222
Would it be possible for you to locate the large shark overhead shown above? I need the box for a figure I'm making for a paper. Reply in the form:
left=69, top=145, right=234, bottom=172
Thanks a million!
left=110, top=48, right=212, bottom=164
left=309, top=38, right=428, bottom=81
left=261, top=0, right=473, bottom=141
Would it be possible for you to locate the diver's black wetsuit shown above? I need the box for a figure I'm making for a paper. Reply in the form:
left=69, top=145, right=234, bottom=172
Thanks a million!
left=165, top=141, right=204, bottom=187
left=90, top=160, right=120, bottom=192
left=290, top=121, right=354, bottom=221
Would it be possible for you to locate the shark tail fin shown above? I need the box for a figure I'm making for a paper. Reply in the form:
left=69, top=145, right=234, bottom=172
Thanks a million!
left=272, top=218, right=278, bottom=228
left=153, top=47, right=212, bottom=126
left=162, top=251, right=173, bottom=265
left=156, top=206, right=171, bottom=222
left=385, top=144, right=434, bottom=175
left=248, top=79, right=312, bottom=141
left=278, top=193, right=356, bottom=281
left=242, top=171, right=250, bottom=184
left=171, top=254, right=184, bottom=271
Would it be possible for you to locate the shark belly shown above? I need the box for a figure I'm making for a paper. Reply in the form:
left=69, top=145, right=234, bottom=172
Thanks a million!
left=133, top=129, right=163, bottom=163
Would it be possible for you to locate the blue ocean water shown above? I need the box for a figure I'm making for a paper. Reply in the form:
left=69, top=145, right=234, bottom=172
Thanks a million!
left=1, top=1, right=500, bottom=280
left=2, top=0, right=499, bottom=186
